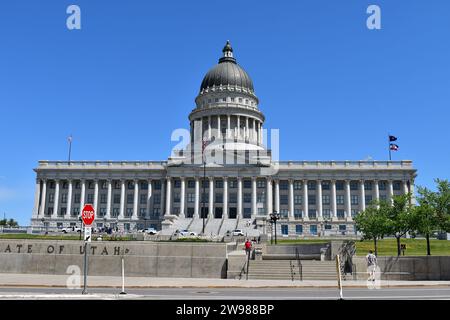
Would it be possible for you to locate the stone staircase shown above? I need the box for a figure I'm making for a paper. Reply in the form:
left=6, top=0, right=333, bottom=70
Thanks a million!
left=247, top=260, right=337, bottom=281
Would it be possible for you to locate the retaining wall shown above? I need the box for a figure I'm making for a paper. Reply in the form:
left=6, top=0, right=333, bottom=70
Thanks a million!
left=0, top=240, right=228, bottom=278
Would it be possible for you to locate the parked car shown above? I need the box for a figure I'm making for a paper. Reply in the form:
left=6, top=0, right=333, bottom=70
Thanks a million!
left=176, top=229, right=197, bottom=236
left=142, top=228, right=158, bottom=235
left=231, top=229, right=245, bottom=236
left=61, top=226, right=81, bottom=233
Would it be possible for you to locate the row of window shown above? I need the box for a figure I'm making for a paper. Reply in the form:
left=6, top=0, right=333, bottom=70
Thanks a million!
left=280, top=224, right=348, bottom=235
left=45, top=179, right=406, bottom=192
left=47, top=192, right=383, bottom=207
left=201, top=96, right=256, bottom=107
left=45, top=207, right=162, bottom=217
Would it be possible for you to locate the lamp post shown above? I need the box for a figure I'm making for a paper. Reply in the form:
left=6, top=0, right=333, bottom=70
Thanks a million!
left=269, top=219, right=274, bottom=245
left=269, top=212, right=280, bottom=245
left=41, top=217, right=45, bottom=234
left=202, top=162, right=206, bottom=235
left=78, top=216, right=83, bottom=240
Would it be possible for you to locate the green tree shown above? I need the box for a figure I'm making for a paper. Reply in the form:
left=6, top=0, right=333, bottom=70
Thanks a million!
left=354, top=201, right=390, bottom=256
left=0, top=219, right=6, bottom=226
left=7, top=219, right=18, bottom=227
left=410, top=203, right=438, bottom=255
left=413, top=179, right=450, bottom=255
left=386, top=193, right=415, bottom=256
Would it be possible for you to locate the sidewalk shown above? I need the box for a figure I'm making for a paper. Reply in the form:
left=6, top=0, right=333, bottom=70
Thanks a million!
left=0, top=273, right=449, bottom=288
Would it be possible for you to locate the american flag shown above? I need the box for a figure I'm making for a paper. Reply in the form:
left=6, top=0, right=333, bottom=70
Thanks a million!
left=390, top=143, right=399, bottom=151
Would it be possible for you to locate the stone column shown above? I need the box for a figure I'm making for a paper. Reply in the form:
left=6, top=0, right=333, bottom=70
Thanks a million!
left=388, top=180, right=394, bottom=205
left=93, top=179, right=99, bottom=214
left=208, top=116, right=212, bottom=140
left=274, top=179, right=280, bottom=213
left=146, top=179, right=152, bottom=219
left=33, top=179, right=41, bottom=218
left=237, top=177, right=243, bottom=218
left=223, top=177, right=228, bottom=219
left=217, top=115, right=221, bottom=139
left=236, top=116, right=240, bottom=140
left=53, top=180, right=60, bottom=219
left=245, top=117, right=249, bottom=140
left=39, top=179, right=47, bottom=216
left=331, top=180, right=337, bottom=220
left=179, top=178, right=185, bottom=218
left=253, top=118, right=256, bottom=143
left=374, top=179, right=380, bottom=204
left=209, top=177, right=214, bottom=218
left=317, top=179, right=322, bottom=220
left=160, top=179, right=166, bottom=214
left=194, top=177, right=200, bottom=218
left=288, top=179, right=294, bottom=219
left=345, top=180, right=352, bottom=220
left=80, top=179, right=86, bottom=213
left=119, top=179, right=125, bottom=219
left=66, top=180, right=72, bottom=219
left=266, top=177, right=273, bottom=215
left=252, top=177, right=257, bottom=217
left=165, top=177, right=172, bottom=216
left=259, top=122, right=262, bottom=144
left=303, top=179, right=309, bottom=221
left=106, top=179, right=112, bottom=219
left=360, top=179, right=365, bottom=213
left=133, top=179, right=139, bottom=219
left=402, top=180, right=409, bottom=195
left=227, top=115, right=231, bottom=139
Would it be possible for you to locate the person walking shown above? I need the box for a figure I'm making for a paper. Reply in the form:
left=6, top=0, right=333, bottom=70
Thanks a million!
left=365, top=250, right=378, bottom=282
left=244, top=239, right=252, bottom=257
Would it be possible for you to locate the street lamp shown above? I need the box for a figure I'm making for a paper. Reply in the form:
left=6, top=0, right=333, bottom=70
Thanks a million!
left=103, top=217, right=107, bottom=233
left=269, top=212, right=280, bottom=245
left=78, top=216, right=83, bottom=240
left=41, top=217, right=46, bottom=234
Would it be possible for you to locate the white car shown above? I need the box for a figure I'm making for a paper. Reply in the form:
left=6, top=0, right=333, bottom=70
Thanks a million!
left=61, top=226, right=81, bottom=233
left=142, top=228, right=158, bottom=235
left=177, top=229, right=197, bottom=237
left=231, top=229, right=245, bottom=236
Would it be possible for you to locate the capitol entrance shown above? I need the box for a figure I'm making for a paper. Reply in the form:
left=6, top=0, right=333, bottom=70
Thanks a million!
left=214, top=208, right=223, bottom=219
left=229, top=208, right=237, bottom=219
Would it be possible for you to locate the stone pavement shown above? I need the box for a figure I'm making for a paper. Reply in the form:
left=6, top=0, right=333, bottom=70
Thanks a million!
left=0, top=273, right=449, bottom=288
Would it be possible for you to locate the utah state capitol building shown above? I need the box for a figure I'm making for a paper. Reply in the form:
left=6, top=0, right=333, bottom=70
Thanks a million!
left=30, top=41, right=417, bottom=238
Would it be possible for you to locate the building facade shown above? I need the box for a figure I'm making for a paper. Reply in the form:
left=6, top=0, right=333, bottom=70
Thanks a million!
left=31, top=42, right=417, bottom=237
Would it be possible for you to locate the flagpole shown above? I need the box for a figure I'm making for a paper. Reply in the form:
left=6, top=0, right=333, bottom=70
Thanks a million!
left=202, top=143, right=206, bottom=235
left=68, top=135, right=72, bottom=164
left=388, top=133, right=391, bottom=161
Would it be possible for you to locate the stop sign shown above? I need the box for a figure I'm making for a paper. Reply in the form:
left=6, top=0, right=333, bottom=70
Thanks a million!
left=81, top=204, right=95, bottom=226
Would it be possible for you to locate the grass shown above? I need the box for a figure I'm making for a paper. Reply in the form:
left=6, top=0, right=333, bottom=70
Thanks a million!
left=267, top=238, right=450, bottom=256
left=354, top=238, right=450, bottom=256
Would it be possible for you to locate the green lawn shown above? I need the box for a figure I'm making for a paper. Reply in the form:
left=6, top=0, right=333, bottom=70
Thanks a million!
left=268, top=238, right=450, bottom=256
left=355, top=238, right=450, bottom=256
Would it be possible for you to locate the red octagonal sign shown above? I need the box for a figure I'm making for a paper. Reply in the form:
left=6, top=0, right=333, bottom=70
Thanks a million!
left=81, top=204, right=95, bottom=226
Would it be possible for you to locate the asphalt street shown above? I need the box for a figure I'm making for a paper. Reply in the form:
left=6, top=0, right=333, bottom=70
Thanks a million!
left=0, top=286, right=449, bottom=300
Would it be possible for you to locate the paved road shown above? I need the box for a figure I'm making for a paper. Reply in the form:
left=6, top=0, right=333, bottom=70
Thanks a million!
left=0, top=287, right=450, bottom=300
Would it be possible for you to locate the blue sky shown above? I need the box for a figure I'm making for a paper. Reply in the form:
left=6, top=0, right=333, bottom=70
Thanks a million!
left=0, top=0, right=449, bottom=225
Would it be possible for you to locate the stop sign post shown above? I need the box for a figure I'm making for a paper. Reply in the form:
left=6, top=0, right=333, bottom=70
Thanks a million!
left=81, top=204, right=95, bottom=226
left=81, top=204, right=95, bottom=295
